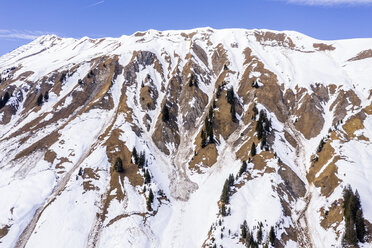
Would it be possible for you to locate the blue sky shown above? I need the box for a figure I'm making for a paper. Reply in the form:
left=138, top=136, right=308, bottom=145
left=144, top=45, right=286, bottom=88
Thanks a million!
left=0, top=0, right=372, bottom=55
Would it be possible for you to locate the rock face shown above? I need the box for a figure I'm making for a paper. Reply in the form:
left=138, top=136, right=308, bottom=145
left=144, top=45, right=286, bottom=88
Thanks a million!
left=0, top=28, right=372, bottom=248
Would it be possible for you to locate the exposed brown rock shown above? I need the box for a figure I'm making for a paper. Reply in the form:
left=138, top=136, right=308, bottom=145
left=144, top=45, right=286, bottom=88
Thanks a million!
left=348, top=49, right=372, bottom=62
left=192, top=43, right=209, bottom=67
left=254, top=31, right=295, bottom=49
left=313, top=43, right=336, bottom=51
left=330, top=89, right=361, bottom=125
left=211, top=44, right=228, bottom=75
left=294, top=94, right=324, bottom=139
left=278, top=164, right=306, bottom=199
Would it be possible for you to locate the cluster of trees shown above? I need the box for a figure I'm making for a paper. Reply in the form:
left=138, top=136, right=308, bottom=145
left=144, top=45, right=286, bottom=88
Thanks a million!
left=132, top=147, right=154, bottom=211
left=188, top=74, right=198, bottom=87
left=226, top=87, right=238, bottom=123
left=132, top=147, right=151, bottom=184
left=220, top=174, right=234, bottom=216
left=0, top=92, right=10, bottom=109
left=342, top=185, right=366, bottom=246
left=201, top=107, right=215, bottom=148
left=36, top=90, right=49, bottom=106
left=240, top=221, right=276, bottom=248
left=255, top=110, right=272, bottom=150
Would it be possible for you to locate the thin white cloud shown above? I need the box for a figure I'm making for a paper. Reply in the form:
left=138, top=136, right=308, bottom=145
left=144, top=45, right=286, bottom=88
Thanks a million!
left=286, top=0, right=372, bottom=5
left=0, top=30, right=52, bottom=40
left=87, top=0, right=104, bottom=8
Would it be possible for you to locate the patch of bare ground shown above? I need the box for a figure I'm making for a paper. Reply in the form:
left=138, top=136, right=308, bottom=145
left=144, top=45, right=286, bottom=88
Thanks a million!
left=364, top=102, right=372, bottom=115
left=342, top=112, right=366, bottom=140
left=105, top=129, right=144, bottom=187
left=189, top=144, right=218, bottom=172
left=320, top=199, right=343, bottom=231
left=44, top=149, right=57, bottom=164
left=82, top=168, right=100, bottom=192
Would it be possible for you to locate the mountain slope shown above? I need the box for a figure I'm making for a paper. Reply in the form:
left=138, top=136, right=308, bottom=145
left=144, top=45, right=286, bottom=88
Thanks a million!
left=0, top=27, right=372, bottom=248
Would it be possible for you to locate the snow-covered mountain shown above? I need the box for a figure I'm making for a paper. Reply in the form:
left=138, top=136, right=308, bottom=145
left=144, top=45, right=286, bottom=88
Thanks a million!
left=0, top=27, right=372, bottom=248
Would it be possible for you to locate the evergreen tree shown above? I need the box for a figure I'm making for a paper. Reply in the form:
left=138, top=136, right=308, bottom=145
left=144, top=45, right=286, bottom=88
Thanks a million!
left=256, top=120, right=263, bottom=140
left=220, top=179, right=230, bottom=204
left=221, top=203, right=227, bottom=216
left=149, top=188, right=154, bottom=203
left=356, top=209, right=366, bottom=242
left=245, top=230, right=252, bottom=247
left=251, top=142, right=256, bottom=157
left=264, top=118, right=272, bottom=133
left=188, top=74, right=198, bottom=87
left=226, top=87, right=234, bottom=105
left=239, top=161, right=247, bottom=177
left=3, top=92, right=9, bottom=103
left=44, top=90, right=49, bottom=101
left=228, top=174, right=234, bottom=187
left=147, top=189, right=154, bottom=211
left=201, top=130, right=207, bottom=148
left=138, top=152, right=146, bottom=168
left=114, top=157, right=124, bottom=173
left=241, top=220, right=248, bottom=239
left=257, top=223, right=263, bottom=244
left=144, top=169, right=151, bottom=184
left=342, top=185, right=365, bottom=246
left=252, top=105, right=258, bottom=120
left=0, top=92, right=10, bottom=109
left=162, top=104, right=170, bottom=122
left=230, top=103, right=238, bottom=123
left=205, top=108, right=214, bottom=144
left=216, top=85, right=222, bottom=98
left=37, top=93, right=43, bottom=106
left=132, top=147, right=138, bottom=165
left=269, top=226, right=276, bottom=246
left=261, top=135, right=267, bottom=150
left=343, top=186, right=352, bottom=212
left=209, top=106, right=213, bottom=120
left=342, top=217, right=358, bottom=246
